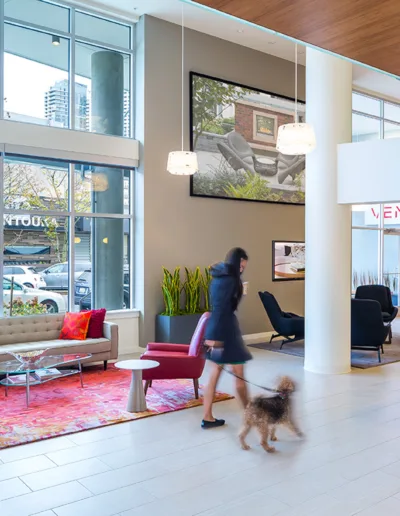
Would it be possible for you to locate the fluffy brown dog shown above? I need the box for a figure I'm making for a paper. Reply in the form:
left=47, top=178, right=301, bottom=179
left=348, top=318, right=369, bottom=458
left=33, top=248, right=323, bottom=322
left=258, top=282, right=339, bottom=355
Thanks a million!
left=239, top=376, right=303, bottom=452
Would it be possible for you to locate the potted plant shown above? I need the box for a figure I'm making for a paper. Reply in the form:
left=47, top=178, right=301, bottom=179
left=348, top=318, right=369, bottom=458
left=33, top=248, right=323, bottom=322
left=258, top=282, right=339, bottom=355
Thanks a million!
left=155, top=266, right=212, bottom=344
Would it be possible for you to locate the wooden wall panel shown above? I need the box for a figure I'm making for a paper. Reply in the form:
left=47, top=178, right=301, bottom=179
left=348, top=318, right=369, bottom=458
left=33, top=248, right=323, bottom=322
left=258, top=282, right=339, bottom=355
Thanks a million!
left=195, top=0, right=400, bottom=75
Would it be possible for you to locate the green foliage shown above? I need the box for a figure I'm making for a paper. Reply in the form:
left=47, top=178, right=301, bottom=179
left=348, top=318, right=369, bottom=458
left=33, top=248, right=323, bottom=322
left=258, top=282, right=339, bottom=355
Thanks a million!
left=200, top=267, right=212, bottom=311
left=4, top=163, right=91, bottom=262
left=183, top=267, right=201, bottom=314
left=192, top=76, right=252, bottom=148
left=161, top=266, right=213, bottom=316
left=224, top=171, right=283, bottom=202
left=289, top=172, right=305, bottom=203
left=203, top=122, right=225, bottom=135
left=5, top=297, right=48, bottom=317
left=161, top=267, right=182, bottom=316
left=192, top=158, right=246, bottom=197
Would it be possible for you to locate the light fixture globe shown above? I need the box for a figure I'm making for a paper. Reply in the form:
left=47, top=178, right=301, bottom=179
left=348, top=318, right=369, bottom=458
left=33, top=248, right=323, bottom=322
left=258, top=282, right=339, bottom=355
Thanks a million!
left=167, top=151, right=199, bottom=176
left=276, top=123, right=316, bottom=156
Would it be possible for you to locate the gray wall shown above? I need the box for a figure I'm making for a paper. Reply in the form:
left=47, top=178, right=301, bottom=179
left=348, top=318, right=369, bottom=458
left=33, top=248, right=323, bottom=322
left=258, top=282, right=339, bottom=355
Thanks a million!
left=135, top=15, right=305, bottom=347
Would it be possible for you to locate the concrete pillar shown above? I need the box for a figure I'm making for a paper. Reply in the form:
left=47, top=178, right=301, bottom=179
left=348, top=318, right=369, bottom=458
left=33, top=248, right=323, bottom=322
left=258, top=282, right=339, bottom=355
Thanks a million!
left=91, top=51, right=125, bottom=310
left=304, top=49, right=352, bottom=374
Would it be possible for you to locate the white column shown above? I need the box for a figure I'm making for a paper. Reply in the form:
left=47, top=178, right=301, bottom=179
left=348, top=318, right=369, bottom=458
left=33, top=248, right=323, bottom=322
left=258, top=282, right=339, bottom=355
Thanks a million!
left=304, top=49, right=352, bottom=374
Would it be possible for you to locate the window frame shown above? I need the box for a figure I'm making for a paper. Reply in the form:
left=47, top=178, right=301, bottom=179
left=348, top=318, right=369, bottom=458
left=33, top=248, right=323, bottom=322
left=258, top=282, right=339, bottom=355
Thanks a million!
left=0, top=149, right=135, bottom=315
left=352, top=92, right=400, bottom=301
left=0, top=1, right=135, bottom=138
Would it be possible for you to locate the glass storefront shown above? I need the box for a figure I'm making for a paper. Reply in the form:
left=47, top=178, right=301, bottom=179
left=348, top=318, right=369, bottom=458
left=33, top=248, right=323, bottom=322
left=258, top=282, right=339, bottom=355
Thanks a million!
left=352, top=93, right=400, bottom=305
left=1, top=155, right=133, bottom=316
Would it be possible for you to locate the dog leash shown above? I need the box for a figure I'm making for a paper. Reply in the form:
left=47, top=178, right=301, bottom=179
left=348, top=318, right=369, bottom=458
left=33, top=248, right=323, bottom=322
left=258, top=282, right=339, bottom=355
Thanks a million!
left=218, top=365, right=288, bottom=399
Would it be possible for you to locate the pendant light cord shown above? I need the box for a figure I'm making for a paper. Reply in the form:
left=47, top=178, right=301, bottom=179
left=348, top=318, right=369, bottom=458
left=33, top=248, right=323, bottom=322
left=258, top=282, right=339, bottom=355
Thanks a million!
left=295, top=42, right=298, bottom=124
left=181, top=4, right=184, bottom=151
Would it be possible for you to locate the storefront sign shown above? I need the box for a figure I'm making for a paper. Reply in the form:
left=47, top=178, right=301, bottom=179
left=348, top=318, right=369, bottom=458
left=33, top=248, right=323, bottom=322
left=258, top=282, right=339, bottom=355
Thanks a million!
left=364, top=205, right=400, bottom=226
left=3, top=214, right=58, bottom=229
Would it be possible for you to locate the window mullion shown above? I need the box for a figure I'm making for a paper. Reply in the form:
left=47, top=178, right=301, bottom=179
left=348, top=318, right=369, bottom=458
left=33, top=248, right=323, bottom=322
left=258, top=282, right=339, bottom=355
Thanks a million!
left=69, top=7, right=76, bottom=130
left=0, top=0, right=4, bottom=121
left=68, top=163, right=75, bottom=311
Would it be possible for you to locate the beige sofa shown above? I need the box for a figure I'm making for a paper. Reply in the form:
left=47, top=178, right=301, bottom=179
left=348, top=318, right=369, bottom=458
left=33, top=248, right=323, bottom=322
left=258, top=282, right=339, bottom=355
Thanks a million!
left=0, top=313, right=118, bottom=369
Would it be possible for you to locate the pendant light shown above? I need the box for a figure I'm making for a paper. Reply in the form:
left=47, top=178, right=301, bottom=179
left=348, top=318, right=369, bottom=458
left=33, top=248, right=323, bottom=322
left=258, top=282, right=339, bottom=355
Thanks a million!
left=167, top=5, right=199, bottom=175
left=276, top=44, right=316, bottom=155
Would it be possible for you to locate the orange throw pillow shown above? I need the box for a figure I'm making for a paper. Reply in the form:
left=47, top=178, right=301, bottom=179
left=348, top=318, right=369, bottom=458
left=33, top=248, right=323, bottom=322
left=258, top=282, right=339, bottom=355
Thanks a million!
left=59, top=311, right=92, bottom=340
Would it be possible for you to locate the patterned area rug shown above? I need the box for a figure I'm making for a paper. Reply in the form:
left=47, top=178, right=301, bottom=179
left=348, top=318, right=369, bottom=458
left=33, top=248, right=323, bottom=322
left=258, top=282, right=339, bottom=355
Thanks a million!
left=0, top=366, right=232, bottom=449
left=250, top=322, right=400, bottom=369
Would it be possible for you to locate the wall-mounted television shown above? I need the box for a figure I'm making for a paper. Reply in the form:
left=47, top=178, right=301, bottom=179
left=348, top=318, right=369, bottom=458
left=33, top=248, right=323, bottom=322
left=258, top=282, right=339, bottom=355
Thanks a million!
left=272, top=241, right=305, bottom=281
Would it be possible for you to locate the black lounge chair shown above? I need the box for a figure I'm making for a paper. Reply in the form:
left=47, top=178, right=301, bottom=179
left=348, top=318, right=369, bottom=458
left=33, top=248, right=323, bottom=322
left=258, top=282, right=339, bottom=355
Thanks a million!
left=351, top=298, right=389, bottom=363
left=259, top=291, right=304, bottom=349
left=355, top=285, right=398, bottom=343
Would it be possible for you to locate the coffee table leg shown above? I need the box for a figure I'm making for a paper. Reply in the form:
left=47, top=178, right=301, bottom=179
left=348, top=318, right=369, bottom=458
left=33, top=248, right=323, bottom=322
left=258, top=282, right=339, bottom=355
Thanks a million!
left=78, top=360, right=84, bottom=388
left=26, top=373, right=30, bottom=407
left=126, top=370, right=147, bottom=412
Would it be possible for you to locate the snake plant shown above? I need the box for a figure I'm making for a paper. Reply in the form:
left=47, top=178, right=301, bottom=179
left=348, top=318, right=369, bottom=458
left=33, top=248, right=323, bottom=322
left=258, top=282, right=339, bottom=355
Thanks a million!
left=161, top=266, right=182, bottom=316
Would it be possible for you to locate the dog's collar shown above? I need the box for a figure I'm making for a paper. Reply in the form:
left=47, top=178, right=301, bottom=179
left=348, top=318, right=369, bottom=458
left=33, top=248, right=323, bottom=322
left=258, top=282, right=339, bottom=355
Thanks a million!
left=277, top=391, right=289, bottom=400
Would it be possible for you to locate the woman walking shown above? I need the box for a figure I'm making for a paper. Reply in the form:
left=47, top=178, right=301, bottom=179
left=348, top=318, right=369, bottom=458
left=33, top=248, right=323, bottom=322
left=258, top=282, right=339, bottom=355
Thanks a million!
left=202, top=247, right=252, bottom=429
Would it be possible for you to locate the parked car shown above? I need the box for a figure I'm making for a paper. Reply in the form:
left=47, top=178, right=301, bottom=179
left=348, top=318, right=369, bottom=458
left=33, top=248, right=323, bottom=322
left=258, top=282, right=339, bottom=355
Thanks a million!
left=40, top=261, right=91, bottom=290
left=3, top=265, right=46, bottom=289
left=75, top=270, right=130, bottom=310
left=3, top=278, right=67, bottom=314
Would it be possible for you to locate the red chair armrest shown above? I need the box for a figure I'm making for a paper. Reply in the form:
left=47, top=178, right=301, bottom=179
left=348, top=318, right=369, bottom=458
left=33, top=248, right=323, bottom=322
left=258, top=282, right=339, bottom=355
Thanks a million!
left=147, top=343, right=190, bottom=353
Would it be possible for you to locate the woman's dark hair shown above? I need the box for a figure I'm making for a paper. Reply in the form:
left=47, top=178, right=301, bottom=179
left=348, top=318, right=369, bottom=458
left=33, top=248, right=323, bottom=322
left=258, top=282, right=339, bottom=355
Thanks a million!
left=225, top=247, right=248, bottom=277
left=225, top=248, right=248, bottom=309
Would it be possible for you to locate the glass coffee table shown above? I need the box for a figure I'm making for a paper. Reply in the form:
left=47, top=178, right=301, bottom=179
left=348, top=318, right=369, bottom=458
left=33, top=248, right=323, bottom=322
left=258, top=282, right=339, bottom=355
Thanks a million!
left=0, top=353, right=92, bottom=407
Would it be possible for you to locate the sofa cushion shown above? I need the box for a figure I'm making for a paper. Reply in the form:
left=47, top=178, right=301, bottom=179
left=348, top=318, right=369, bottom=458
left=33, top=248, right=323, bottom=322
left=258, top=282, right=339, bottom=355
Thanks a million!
left=0, top=314, right=65, bottom=346
left=87, top=309, right=106, bottom=338
left=60, top=311, right=92, bottom=340
left=0, top=338, right=111, bottom=360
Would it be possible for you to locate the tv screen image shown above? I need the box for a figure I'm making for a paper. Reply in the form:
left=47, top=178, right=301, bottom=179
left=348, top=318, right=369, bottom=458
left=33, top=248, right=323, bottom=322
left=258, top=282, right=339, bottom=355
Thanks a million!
left=272, top=241, right=305, bottom=281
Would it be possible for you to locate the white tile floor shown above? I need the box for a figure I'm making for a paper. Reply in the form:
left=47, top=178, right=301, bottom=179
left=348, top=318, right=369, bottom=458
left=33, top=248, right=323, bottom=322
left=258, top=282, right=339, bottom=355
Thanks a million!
left=3, top=348, right=400, bottom=515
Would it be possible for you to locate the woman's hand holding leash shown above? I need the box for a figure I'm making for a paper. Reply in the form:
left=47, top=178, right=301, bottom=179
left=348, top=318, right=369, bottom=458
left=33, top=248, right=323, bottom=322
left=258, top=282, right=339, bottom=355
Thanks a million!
left=204, top=340, right=224, bottom=349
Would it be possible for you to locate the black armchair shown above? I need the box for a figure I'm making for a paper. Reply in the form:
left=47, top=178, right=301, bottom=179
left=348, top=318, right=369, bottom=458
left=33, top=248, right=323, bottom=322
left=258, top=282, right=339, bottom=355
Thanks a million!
left=355, top=285, right=398, bottom=343
left=351, top=298, right=389, bottom=362
left=259, top=291, right=304, bottom=349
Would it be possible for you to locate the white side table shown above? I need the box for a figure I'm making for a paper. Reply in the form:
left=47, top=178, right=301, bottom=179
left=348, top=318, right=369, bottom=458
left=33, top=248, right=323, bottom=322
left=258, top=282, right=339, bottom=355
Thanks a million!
left=115, top=359, right=159, bottom=413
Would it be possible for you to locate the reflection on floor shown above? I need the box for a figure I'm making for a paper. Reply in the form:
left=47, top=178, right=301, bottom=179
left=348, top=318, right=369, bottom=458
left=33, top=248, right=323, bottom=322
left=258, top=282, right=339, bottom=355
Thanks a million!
left=251, top=318, right=400, bottom=369
left=2, top=347, right=400, bottom=515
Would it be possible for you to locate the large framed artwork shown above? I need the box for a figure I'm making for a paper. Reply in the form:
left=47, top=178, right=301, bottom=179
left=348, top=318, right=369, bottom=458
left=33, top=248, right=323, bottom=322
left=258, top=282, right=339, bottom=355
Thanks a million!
left=272, top=241, right=305, bottom=281
left=190, top=72, right=306, bottom=205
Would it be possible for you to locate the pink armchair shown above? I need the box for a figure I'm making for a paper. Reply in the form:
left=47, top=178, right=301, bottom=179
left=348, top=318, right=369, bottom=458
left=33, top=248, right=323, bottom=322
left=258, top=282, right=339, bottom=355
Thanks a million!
left=140, top=312, right=210, bottom=398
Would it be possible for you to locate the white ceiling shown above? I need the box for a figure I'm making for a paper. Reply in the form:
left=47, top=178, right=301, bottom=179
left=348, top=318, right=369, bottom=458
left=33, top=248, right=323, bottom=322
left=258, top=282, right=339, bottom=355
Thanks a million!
left=71, top=0, right=400, bottom=101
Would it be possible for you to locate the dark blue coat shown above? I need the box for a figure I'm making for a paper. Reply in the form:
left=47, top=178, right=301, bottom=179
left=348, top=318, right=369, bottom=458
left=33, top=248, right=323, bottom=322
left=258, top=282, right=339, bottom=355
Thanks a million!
left=205, top=262, right=252, bottom=364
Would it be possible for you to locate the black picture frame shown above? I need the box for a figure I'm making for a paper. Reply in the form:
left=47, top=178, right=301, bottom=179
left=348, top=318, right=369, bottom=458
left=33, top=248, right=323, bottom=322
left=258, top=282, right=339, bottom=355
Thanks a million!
left=272, top=240, right=305, bottom=282
left=189, top=72, right=306, bottom=206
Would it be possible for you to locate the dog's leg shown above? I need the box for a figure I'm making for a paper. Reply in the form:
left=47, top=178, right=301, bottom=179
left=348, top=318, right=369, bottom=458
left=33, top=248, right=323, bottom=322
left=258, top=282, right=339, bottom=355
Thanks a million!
left=286, top=419, right=304, bottom=438
left=239, top=422, right=252, bottom=451
left=270, top=425, right=278, bottom=442
left=258, top=423, right=275, bottom=453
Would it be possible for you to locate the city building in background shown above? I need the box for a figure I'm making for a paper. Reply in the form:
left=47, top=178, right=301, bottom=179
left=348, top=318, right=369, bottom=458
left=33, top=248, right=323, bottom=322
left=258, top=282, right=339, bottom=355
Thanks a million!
left=45, top=80, right=89, bottom=129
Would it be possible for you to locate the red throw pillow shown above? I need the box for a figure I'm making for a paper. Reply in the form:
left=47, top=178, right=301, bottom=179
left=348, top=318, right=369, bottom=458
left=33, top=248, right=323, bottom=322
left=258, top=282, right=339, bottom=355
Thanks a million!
left=87, top=308, right=107, bottom=338
left=59, top=311, right=92, bottom=340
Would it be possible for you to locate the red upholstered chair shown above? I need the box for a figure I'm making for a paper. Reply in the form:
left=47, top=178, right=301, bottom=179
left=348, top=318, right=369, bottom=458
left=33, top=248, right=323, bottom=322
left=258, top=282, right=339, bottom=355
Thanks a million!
left=140, top=312, right=210, bottom=399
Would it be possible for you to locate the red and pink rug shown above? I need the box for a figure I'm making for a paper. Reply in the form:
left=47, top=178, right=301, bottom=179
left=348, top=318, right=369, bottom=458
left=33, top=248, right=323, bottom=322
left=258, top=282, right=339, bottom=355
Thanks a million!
left=0, top=366, right=232, bottom=449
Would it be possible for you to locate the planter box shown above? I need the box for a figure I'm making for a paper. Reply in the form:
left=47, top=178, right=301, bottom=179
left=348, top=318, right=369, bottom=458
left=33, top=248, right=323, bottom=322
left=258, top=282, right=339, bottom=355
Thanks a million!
left=156, top=313, right=203, bottom=344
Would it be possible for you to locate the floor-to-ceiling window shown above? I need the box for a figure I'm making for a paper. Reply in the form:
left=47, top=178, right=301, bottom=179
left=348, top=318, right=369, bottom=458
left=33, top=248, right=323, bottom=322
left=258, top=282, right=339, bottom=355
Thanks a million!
left=352, top=92, right=400, bottom=305
left=0, top=1, right=136, bottom=317
left=2, top=0, right=134, bottom=137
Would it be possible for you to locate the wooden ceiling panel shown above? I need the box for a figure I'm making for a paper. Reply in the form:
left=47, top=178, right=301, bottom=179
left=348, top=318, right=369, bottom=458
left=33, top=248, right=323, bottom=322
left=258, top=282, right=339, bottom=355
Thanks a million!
left=195, top=0, right=400, bottom=76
